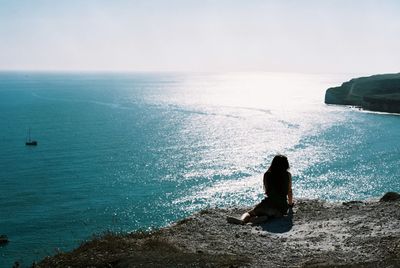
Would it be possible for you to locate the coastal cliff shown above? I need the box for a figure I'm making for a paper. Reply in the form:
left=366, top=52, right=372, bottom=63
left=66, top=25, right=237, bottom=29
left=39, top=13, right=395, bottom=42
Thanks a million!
left=35, top=193, right=400, bottom=267
left=325, top=73, right=400, bottom=113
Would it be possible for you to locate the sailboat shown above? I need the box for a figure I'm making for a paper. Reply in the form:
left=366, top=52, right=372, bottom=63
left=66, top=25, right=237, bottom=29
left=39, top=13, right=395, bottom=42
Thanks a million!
left=25, top=128, right=38, bottom=146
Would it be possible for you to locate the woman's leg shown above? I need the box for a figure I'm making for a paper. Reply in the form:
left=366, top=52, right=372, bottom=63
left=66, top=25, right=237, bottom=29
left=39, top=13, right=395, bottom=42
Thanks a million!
left=239, top=198, right=270, bottom=223
left=249, top=215, right=269, bottom=224
left=227, top=199, right=283, bottom=225
left=226, top=210, right=255, bottom=224
left=226, top=216, right=244, bottom=224
left=240, top=211, right=253, bottom=223
left=244, top=201, right=283, bottom=223
left=264, top=207, right=284, bottom=218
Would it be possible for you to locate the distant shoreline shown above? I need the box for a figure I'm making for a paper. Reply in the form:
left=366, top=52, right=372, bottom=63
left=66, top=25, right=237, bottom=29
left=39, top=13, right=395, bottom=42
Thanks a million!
left=325, top=73, right=400, bottom=114
left=326, top=103, right=400, bottom=116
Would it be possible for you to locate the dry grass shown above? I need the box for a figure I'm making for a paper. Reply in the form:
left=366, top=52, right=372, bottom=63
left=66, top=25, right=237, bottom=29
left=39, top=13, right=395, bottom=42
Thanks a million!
left=35, top=230, right=248, bottom=268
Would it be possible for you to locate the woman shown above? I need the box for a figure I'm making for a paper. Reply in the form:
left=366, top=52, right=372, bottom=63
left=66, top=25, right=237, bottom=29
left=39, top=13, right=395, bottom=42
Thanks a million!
left=227, top=155, right=293, bottom=224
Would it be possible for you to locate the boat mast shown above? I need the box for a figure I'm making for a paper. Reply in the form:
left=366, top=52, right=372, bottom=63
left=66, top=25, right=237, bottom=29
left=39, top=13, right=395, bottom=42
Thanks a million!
left=25, top=127, right=37, bottom=146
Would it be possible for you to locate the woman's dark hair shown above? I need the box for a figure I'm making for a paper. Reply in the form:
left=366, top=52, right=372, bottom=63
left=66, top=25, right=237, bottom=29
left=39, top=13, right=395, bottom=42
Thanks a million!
left=268, top=154, right=289, bottom=173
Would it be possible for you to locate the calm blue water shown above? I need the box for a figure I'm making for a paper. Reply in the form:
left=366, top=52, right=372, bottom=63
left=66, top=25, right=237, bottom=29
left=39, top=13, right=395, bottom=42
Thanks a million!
left=0, top=72, right=399, bottom=266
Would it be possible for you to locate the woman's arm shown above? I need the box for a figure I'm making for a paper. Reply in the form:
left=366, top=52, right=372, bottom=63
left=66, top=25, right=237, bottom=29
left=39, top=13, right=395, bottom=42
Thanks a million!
left=263, top=172, right=268, bottom=195
left=288, top=173, right=293, bottom=206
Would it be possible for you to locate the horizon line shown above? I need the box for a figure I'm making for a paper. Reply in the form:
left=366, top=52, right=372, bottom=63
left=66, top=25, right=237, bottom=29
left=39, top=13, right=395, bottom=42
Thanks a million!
left=0, top=69, right=388, bottom=76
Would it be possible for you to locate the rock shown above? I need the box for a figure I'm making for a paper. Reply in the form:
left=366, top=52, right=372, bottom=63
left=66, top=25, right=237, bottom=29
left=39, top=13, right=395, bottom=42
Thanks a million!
left=380, top=192, right=400, bottom=202
left=325, top=73, right=400, bottom=113
left=0, top=235, right=9, bottom=245
left=342, top=201, right=363, bottom=206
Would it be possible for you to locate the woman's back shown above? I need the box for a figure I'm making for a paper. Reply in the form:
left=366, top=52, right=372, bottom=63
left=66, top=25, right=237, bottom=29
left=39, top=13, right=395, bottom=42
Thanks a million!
left=264, top=171, right=290, bottom=212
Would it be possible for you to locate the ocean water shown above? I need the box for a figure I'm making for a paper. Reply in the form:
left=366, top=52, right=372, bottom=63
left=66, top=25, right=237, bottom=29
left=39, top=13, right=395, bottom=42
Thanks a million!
left=0, top=72, right=399, bottom=266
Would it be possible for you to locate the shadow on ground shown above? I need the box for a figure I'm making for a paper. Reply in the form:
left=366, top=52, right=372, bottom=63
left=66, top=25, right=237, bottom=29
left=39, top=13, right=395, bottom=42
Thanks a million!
left=260, top=208, right=293, bottom=233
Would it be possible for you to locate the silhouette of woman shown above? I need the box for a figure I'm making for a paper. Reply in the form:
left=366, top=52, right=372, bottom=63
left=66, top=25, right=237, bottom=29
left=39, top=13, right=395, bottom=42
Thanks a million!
left=227, top=155, right=293, bottom=224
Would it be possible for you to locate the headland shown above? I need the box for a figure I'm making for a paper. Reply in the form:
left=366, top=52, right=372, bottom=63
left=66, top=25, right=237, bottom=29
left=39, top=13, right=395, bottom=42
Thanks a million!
left=325, top=73, right=400, bottom=113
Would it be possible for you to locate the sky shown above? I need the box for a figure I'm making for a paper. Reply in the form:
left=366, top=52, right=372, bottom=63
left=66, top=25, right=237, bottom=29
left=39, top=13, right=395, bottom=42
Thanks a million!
left=0, top=0, right=399, bottom=73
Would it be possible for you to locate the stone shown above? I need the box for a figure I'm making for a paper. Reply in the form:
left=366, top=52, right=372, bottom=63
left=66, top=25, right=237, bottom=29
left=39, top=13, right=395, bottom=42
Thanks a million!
left=380, top=192, right=400, bottom=202
left=0, top=235, right=9, bottom=245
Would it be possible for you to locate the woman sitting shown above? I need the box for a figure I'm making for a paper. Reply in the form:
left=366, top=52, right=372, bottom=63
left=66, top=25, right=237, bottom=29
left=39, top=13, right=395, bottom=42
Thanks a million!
left=227, top=154, right=293, bottom=224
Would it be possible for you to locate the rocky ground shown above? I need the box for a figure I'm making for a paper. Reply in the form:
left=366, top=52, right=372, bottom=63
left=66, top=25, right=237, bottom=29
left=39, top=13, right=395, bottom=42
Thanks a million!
left=35, top=193, right=400, bottom=267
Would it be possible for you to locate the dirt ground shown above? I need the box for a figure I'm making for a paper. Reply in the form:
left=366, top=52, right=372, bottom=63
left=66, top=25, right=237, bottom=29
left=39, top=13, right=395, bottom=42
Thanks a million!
left=36, top=194, right=400, bottom=267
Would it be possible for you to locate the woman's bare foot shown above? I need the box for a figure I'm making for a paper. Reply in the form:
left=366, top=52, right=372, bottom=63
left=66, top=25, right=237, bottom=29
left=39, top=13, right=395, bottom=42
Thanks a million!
left=226, top=216, right=243, bottom=225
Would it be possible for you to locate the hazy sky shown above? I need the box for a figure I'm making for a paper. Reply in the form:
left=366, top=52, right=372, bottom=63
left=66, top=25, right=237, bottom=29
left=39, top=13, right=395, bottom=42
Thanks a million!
left=0, top=0, right=399, bottom=73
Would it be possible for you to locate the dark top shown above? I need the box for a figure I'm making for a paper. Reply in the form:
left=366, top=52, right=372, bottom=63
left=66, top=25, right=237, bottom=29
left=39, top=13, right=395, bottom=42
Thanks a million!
left=264, top=171, right=290, bottom=213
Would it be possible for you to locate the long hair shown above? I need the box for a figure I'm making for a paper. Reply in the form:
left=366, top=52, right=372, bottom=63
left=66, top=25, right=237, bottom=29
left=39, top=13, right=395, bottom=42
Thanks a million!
left=265, top=154, right=290, bottom=196
left=268, top=154, right=290, bottom=173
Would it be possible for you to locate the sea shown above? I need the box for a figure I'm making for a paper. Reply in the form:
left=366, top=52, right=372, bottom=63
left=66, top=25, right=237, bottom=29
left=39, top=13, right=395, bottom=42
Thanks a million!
left=0, top=72, right=399, bottom=267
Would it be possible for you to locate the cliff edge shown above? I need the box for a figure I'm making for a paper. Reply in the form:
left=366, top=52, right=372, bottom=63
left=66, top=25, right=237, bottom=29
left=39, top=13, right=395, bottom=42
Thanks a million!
left=325, top=73, right=400, bottom=113
left=35, top=193, right=400, bottom=267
